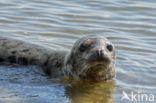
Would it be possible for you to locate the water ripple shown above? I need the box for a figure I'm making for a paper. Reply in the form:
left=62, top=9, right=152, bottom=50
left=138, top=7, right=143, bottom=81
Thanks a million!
left=0, top=0, right=156, bottom=103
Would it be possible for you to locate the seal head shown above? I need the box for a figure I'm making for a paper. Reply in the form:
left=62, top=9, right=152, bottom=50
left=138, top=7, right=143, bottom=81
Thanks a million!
left=64, top=35, right=116, bottom=81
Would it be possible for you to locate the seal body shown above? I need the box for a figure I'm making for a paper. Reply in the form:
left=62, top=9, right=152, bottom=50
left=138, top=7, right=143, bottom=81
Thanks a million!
left=0, top=35, right=116, bottom=81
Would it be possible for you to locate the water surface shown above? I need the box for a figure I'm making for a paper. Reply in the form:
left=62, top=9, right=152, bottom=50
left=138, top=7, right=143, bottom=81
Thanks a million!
left=0, top=0, right=156, bottom=103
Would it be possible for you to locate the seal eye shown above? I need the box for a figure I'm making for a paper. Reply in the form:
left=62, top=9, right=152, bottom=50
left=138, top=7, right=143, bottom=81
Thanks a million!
left=107, top=44, right=113, bottom=52
left=79, top=43, right=88, bottom=52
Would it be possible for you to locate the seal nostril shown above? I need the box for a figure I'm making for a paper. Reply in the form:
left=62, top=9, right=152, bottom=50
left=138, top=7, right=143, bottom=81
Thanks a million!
left=100, top=50, right=104, bottom=55
left=96, top=49, right=104, bottom=56
left=96, top=49, right=101, bottom=56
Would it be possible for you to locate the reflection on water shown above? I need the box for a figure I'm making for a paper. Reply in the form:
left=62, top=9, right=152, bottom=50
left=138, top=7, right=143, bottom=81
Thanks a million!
left=0, top=0, right=156, bottom=103
left=0, top=63, right=116, bottom=103
left=64, top=80, right=115, bottom=103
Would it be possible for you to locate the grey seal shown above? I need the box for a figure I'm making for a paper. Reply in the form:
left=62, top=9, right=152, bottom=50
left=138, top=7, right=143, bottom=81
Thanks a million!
left=0, top=35, right=116, bottom=81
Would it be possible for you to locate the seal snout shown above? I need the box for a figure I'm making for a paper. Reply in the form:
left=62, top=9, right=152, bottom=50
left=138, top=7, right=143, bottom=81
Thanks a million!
left=96, top=49, right=104, bottom=57
left=95, top=49, right=106, bottom=61
left=89, top=48, right=110, bottom=64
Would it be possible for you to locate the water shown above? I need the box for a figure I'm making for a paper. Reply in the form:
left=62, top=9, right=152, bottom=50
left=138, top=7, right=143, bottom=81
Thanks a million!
left=0, top=0, right=156, bottom=103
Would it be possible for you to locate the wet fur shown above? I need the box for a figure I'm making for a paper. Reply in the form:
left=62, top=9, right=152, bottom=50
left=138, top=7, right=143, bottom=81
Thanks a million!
left=0, top=35, right=116, bottom=81
left=0, top=36, right=66, bottom=76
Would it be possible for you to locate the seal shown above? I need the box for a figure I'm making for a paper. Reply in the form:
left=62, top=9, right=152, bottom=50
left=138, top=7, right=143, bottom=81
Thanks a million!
left=0, top=35, right=116, bottom=81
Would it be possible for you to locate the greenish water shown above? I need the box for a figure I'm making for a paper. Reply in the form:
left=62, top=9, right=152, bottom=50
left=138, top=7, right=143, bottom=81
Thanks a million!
left=0, top=0, right=156, bottom=103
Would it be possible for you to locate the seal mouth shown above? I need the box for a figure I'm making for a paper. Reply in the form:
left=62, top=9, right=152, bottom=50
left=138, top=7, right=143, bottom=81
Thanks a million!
left=78, top=61, right=111, bottom=81
left=89, top=61, right=109, bottom=68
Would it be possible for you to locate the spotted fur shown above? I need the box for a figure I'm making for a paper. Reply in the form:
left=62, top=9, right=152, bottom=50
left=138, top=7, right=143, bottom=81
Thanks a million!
left=0, top=35, right=116, bottom=81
